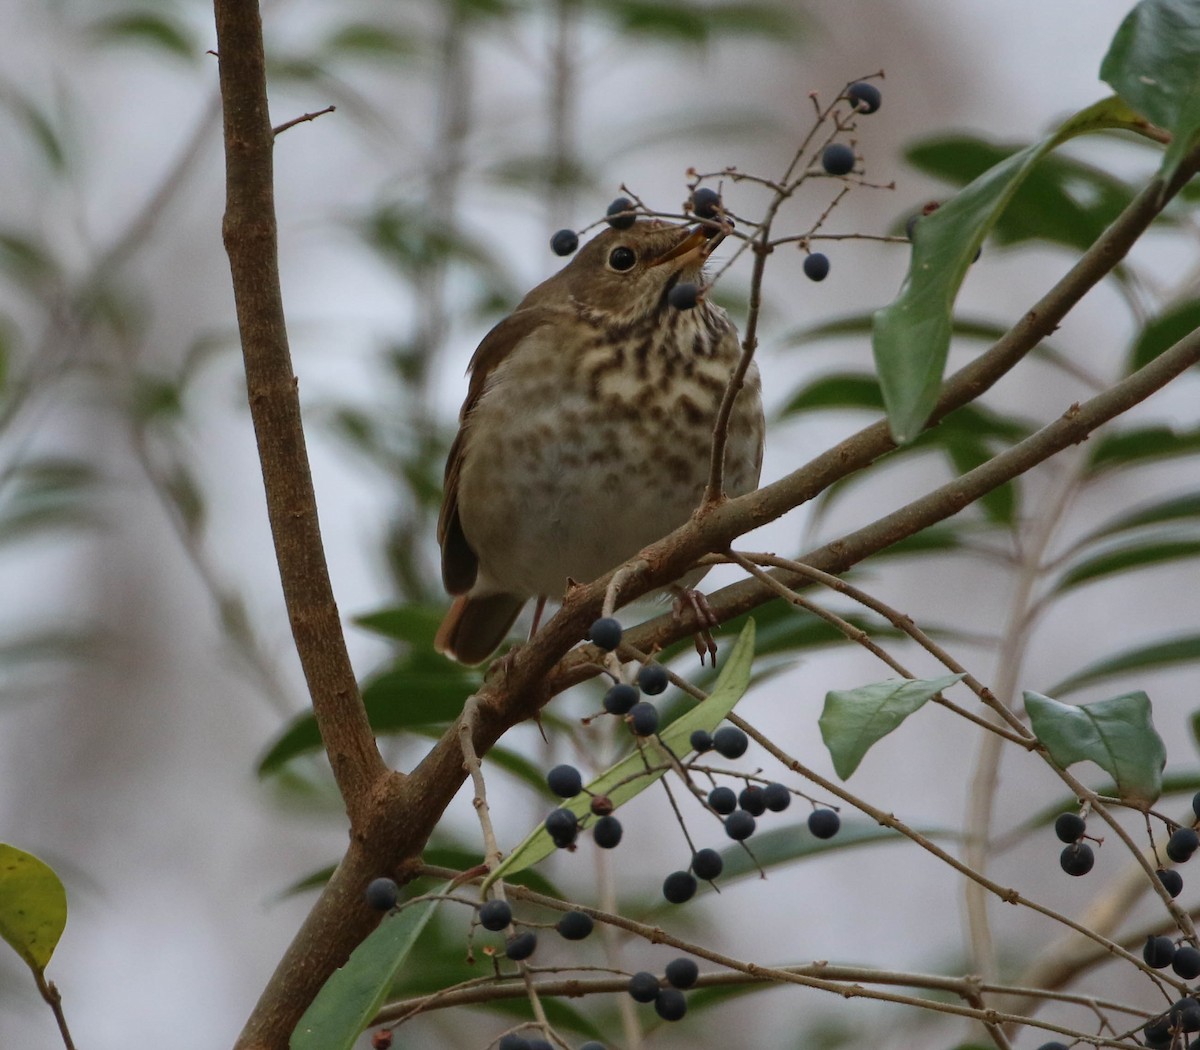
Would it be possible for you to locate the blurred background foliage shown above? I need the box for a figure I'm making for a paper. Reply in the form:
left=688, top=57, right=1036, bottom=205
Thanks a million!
left=1, top=1, right=1199, bottom=1048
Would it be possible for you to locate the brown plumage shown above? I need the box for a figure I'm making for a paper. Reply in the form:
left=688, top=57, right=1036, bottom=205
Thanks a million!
left=435, top=220, right=764, bottom=665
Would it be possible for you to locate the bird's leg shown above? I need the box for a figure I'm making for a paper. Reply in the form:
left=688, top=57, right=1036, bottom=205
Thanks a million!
left=671, top=587, right=719, bottom=666
left=528, top=595, right=548, bottom=638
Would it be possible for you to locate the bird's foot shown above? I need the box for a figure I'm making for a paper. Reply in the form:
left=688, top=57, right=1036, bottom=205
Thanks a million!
left=672, top=587, right=719, bottom=666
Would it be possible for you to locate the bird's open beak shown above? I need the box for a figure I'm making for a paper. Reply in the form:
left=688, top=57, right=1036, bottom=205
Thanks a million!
left=650, top=226, right=722, bottom=269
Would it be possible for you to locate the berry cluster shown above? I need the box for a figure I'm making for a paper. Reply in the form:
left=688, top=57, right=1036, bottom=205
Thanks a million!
left=1053, top=811, right=1095, bottom=877
left=626, top=956, right=701, bottom=1022
left=498, top=1035, right=607, bottom=1050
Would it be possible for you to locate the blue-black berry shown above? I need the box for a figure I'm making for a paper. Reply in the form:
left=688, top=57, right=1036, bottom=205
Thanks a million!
left=803, top=252, right=830, bottom=282
left=1192, top=791, right=1200, bottom=821
left=807, top=808, right=841, bottom=840
left=690, top=729, right=714, bottom=753
left=588, top=617, right=622, bottom=651
left=593, top=814, right=623, bottom=849
left=763, top=782, right=791, bottom=812
left=1175, top=945, right=1200, bottom=980
left=628, top=701, right=660, bottom=736
left=663, top=870, right=698, bottom=904
left=628, top=971, right=660, bottom=1003
left=636, top=663, right=669, bottom=695
left=498, top=1035, right=531, bottom=1050
left=738, top=785, right=767, bottom=816
left=668, top=282, right=700, bottom=311
left=692, top=847, right=723, bottom=880
left=526, top=1041, right=552, bottom=1050
left=1060, top=842, right=1094, bottom=876
left=725, top=810, right=756, bottom=841
left=505, top=931, right=538, bottom=961
left=821, top=143, right=856, bottom=176
left=846, top=81, right=881, bottom=113
left=1144, top=934, right=1176, bottom=969
left=654, top=988, right=688, bottom=1021
left=1168, top=827, right=1200, bottom=863
left=1169, top=997, right=1200, bottom=1033
left=1034, top=1044, right=1068, bottom=1050
left=708, top=786, right=737, bottom=814
left=606, top=197, right=636, bottom=230
left=1053, top=812, right=1085, bottom=843
left=665, top=956, right=699, bottom=989
left=479, top=898, right=513, bottom=931
left=550, top=229, right=579, bottom=256
left=1158, top=868, right=1184, bottom=898
left=545, top=808, right=578, bottom=846
left=712, top=725, right=749, bottom=759
left=547, top=764, right=583, bottom=798
left=365, top=877, right=398, bottom=911
left=556, top=910, right=594, bottom=940
left=690, top=186, right=721, bottom=219
left=604, top=683, right=639, bottom=715
left=1143, top=1015, right=1172, bottom=1048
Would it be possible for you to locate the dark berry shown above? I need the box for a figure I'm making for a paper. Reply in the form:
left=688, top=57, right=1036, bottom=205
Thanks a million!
left=550, top=229, right=579, bottom=256
left=593, top=814, right=623, bottom=849
left=604, top=683, right=639, bottom=715
left=664, top=957, right=699, bottom=989
left=663, top=870, right=698, bottom=904
left=763, top=783, right=791, bottom=812
left=1143, top=1015, right=1172, bottom=1048
left=692, top=848, right=723, bottom=880
left=738, top=785, right=767, bottom=816
left=606, top=197, right=636, bottom=230
left=808, top=808, right=841, bottom=840
left=1169, top=827, right=1200, bottom=863
left=1192, top=790, right=1200, bottom=821
left=708, top=786, right=737, bottom=814
left=821, top=143, right=856, bottom=176
left=365, top=877, right=398, bottom=911
left=690, top=186, right=721, bottom=219
left=498, top=1035, right=531, bottom=1050
left=1175, top=945, right=1200, bottom=980
left=1060, top=842, right=1094, bottom=876
left=587, top=617, right=622, bottom=651
left=725, top=810, right=756, bottom=841
left=545, top=808, right=578, bottom=846
left=556, top=910, right=594, bottom=941
left=479, top=898, right=513, bottom=931
left=1144, top=934, right=1177, bottom=969
left=654, top=987, right=688, bottom=1021
left=636, top=663, right=669, bottom=695
left=668, top=282, right=700, bottom=311
left=1170, top=997, right=1200, bottom=1033
left=1158, top=868, right=1184, bottom=898
left=628, top=701, right=660, bottom=736
left=505, top=931, right=538, bottom=961
left=1053, top=812, right=1086, bottom=843
left=846, top=81, right=881, bottom=114
left=547, top=764, right=583, bottom=798
left=712, top=725, right=749, bottom=759
left=690, top=729, right=713, bottom=753
left=803, top=252, right=830, bottom=282
left=1034, top=1044, right=1068, bottom=1050
left=527, top=1041, right=552, bottom=1050
left=628, top=971, right=660, bottom=1003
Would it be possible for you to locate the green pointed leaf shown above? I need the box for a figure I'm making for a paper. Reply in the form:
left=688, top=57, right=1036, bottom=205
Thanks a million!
left=872, top=96, right=1147, bottom=443
left=0, top=845, right=67, bottom=974
left=1128, top=299, right=1200, bottom=372
left=819, top=674, right=965, bottom=780
left=484, top=619, right=755, bottom=889
left=1049, top=634, right=1200, bottom=696
left=776, top=372, right=882, bottom=417
left=1075, top=491, right=1200, bottom=546
left=90, top=12, right=198, bottom=61
left=1053, top=536, right=1200, bottom=593
left=1101, top=0, right=1200, bottom=181
left=292, top=888, right=443, bottom=1050
left=1025, top=690, right=1166, bottom=804
left=1086, top=425, right=1200, bottom=474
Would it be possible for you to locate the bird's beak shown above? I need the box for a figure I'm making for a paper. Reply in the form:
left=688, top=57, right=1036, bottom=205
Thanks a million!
left=650, top=226, right=718, bottom=269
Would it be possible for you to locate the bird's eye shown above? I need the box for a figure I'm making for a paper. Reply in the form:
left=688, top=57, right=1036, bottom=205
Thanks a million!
left=607, top=246, right=637, bottom=272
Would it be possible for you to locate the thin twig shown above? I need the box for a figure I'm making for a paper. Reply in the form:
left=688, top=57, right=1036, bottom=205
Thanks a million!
left=271, top=104, right=335, bottom=136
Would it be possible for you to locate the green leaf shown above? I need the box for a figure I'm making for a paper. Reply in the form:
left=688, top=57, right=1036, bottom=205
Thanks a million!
left=1049, top=634, right=1200, bottom=696
left=1086, top=425, right=1200, bottom=473
left=484, top=619, right=755, bottom=889
left=1101, top=0, right=1200, bottom=181
left=777, top=373, right=882, bottom=417
left=321, top=23, right=416, bottom=59
left=0, top=844, right=67, bottom=974
left=872, top=96, right=1148, bottom=443
left=819, top=674, right=965, bottom=780
left=1074, top=491, right=1200, bottom=545
left=90, top=12, right=198, bottom=61
left=1025, top=690, right=1166, bottom=804
left=1128, top=298, right=1200, bottom=372
left=292, top=888, right=443, bottom=1050
left=1053, top=537, right=1200, bottom=593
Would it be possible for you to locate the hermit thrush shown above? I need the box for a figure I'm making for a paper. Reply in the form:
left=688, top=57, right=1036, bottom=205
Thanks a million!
left=435, top=218, right=764, bottom=665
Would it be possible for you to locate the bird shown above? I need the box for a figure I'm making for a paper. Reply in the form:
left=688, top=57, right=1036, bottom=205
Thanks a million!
left=435, top=217, right=764, bottom=665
